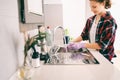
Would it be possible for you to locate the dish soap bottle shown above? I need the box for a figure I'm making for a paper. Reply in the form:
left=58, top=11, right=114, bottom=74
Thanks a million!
left=45, top=26, right=53, bottom=46
left=64, top=28, right=70, bottom=44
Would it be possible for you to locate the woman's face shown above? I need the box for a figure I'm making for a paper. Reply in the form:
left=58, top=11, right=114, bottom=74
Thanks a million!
left=90, top=1, right=105, bottom=15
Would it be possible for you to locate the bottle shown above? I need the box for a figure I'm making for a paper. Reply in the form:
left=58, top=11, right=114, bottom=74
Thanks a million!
left=32, top=52, right=40, bottom=68
left=41, top=38, right=47, bottom=55
left=64, top=28, right=70, bottom=44
left=45, top=26, right=53, bottom=46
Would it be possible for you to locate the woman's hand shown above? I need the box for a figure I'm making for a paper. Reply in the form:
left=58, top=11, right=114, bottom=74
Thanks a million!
left=67, top=42, right=85, bottom=50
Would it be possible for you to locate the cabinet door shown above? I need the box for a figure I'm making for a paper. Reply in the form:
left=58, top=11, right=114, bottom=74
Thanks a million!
left=19, top=0, right=44, bottom=24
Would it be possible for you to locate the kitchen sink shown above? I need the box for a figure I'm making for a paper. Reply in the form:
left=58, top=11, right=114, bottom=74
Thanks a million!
left=45, top=45, right=99, bottom=65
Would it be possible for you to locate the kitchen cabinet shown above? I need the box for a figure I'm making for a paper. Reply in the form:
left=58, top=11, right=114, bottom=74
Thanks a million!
left=18, top=0, right=44, bottom=24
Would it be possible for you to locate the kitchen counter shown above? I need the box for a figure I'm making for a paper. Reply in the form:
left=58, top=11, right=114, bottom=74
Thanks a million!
left=31, top=49, right=120, bottom=80
left=10, top=49, right=120, bottom=80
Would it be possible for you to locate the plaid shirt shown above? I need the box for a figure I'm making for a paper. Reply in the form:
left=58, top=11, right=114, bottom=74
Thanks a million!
left=81, top=11, right=117, bottom=61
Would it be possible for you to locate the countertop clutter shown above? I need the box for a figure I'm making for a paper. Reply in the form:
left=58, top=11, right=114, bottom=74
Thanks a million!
left=9, top=49, right=120, bottom=80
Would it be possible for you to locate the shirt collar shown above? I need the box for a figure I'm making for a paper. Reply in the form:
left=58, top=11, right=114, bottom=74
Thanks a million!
left=92, top=11, right=111, bottom=20
left=101, top=11, right=111, bottom=19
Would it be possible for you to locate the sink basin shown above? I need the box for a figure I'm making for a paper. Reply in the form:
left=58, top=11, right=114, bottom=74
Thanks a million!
left=45, top=45, right=99, bottom=65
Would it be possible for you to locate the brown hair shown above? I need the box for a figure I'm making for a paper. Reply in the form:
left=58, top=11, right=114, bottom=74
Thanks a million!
left=89, top=0, right=112, bottom=9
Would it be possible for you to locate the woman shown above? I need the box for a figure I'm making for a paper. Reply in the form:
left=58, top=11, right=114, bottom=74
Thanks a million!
left=67, top=0, right=117, bottom=61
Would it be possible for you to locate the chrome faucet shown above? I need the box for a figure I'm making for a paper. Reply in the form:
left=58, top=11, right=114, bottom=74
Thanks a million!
left=53, top=26, right=66, bottom=46
left=47, top=26, right=67, bottom=63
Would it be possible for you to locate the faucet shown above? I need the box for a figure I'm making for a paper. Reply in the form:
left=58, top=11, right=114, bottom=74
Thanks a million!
left=53, top=26, right=66, bottom=46
left=47, top=26, right=67, bottom=63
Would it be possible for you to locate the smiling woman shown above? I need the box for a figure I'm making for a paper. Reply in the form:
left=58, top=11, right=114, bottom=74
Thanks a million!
left=66, top=0, right=118, bottom=62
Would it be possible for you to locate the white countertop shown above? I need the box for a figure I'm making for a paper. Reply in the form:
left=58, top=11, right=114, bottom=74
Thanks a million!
left=32, top=49, right=120, bottom=80
left=10, top=49, right=120, bottom=80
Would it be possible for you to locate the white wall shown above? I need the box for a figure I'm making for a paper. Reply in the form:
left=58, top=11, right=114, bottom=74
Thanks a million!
left=110, top=0, right=120, bottom=50
left=0, top=0, right=23, bottom=80
left=62, top=0, right=86, bottom=39
left=44, top=0, right=86, bottom=39
left=85, top=0, right=93, bottom=19
left=44, top=0, right=62, bottom=4
left=44, top=0, right=63, bottom=29
left=44, top=4, right=63, bottom=28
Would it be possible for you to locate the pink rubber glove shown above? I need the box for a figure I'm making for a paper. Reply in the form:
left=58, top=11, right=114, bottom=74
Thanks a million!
left=67, top=42, right=85, bottom=50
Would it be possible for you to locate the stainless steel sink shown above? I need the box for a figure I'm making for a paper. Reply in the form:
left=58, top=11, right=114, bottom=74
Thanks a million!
left=45, top=45, right=99, bottom=65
